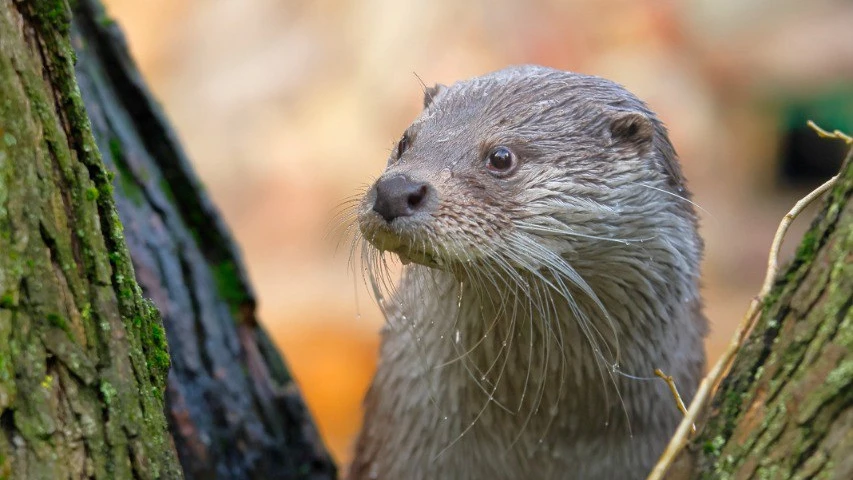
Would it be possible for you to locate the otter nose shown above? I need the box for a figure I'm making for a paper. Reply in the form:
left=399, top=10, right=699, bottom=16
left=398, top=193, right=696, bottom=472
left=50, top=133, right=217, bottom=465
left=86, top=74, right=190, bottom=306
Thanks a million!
left=372, top=175, right=430, bottom=222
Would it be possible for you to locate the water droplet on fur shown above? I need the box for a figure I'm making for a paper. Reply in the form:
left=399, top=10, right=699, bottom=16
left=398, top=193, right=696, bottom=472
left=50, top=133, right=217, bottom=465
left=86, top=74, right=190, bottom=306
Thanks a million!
left=549, top=405, right=558, bottom=416
left=455, top=330, right=461, bottom=344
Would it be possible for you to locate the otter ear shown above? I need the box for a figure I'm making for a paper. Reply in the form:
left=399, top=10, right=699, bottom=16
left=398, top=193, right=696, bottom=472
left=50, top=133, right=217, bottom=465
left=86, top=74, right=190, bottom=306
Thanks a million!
left=423, top=83, right=446, bottom=109
left=608, top=111, right=654, bottom=148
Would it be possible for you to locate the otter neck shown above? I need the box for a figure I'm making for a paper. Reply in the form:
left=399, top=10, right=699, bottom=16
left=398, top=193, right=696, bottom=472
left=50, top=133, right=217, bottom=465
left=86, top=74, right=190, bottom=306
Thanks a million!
left=402, top=259, right=685, bottom=419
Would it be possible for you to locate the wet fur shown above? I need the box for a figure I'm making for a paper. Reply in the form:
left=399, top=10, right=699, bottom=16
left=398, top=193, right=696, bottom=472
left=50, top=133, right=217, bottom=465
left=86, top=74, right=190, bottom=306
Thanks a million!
left=346, top=66, right=707, bottom=480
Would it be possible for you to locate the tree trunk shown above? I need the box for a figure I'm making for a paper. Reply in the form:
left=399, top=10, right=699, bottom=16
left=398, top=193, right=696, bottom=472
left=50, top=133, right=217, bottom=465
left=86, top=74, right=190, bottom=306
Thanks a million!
left=670, top=148, right=851, bottom=479
left=0, top=1, right=183, bottom=478
left=1, top=0, right=336, bottom=479
left=70, top=0, right=336, bottom=478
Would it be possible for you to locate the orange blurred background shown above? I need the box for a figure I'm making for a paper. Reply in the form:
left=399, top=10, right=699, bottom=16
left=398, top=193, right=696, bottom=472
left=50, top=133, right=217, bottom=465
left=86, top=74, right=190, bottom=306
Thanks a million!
left=101, top=0, right=853, bottom=468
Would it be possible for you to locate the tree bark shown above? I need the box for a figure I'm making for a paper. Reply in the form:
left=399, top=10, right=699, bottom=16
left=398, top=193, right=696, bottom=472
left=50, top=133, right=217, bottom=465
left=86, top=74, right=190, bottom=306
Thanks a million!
left=7, top=0, right=847, bottom=478
left=70, top=0, right=336, bottom=478
left=669, top=148, right=852, bottom=479
left=1, top=0, right=336, bottom=479
left=0, top=1, right=183, bottom=478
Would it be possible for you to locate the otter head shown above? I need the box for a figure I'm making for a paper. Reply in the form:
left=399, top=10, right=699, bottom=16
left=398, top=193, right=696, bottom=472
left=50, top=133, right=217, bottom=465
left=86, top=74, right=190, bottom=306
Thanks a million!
left=358, top=65, right=699, bottom=288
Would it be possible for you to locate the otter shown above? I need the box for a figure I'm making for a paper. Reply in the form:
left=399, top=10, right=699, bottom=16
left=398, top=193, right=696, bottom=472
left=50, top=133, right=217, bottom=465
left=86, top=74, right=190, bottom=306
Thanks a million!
left=348, top=65, right=707, bottom=480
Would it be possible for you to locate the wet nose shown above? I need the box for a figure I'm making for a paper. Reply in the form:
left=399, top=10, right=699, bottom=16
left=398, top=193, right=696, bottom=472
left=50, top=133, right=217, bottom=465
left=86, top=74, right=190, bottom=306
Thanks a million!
left=372, top=175, right=431, bottom=222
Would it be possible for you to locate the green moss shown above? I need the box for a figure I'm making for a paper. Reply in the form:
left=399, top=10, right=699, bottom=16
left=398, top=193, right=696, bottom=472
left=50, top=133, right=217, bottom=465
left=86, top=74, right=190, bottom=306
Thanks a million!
left=139, top=300, right=170, bottom=385
left=46, top=312, right=68, bottom=331
left=2, top=0, right=183, bottom=475
left=149, top=321, right=165, bottom=346
left=97, top=14, right=115, bottom=28
left=793, top=228, right=819, bottom=265
left=0, top=451, right=10, bottom=480
left=158, top=178, right=177, bottom=205
left=84, top=186, right=99, bottom=201
left=823, top=359, right=852, bottom=394
left=97, top=180, right=113, bottom=199
left=100, top=381, right=117, bottom=405
left=211, top=261, right=250, bottom=315
left=703, top=435, right=726, bottom=455
left=107, top=137, right=123, bottom=160
left=31, top=0, right=72, bottom=34
left=0, top=293, right=14, bottom=309
left=108, top=138, right=145, bottom=206
left=149, top=349, right=171, bottom=380
left=2, top=133, right=16, bottom=146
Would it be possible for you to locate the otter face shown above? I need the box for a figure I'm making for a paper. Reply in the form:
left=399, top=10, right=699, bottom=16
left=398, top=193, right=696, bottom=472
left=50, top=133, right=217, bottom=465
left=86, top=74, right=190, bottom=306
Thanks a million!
left=358, top=65, right=696, bottom=278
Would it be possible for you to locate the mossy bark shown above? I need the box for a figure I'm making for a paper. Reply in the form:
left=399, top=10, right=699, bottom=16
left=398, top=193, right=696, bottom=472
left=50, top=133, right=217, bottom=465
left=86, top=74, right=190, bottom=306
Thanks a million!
left=0, top=0, right=182, bottom=478
left=670, top=149, right=852, bottom=479
left=70, top=0, right=336, bottom=479
left=1, top=0, right=335, bottom=478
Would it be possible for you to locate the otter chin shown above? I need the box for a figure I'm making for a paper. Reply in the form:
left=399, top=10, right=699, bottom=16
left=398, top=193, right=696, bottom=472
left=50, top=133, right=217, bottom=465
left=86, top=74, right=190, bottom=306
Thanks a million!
left=348, top=65, right=707, bottom=480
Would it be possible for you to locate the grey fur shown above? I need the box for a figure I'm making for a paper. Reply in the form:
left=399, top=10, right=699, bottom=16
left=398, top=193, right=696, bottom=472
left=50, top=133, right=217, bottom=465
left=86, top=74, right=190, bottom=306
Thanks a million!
left=348, top=65, right=707, bottom=480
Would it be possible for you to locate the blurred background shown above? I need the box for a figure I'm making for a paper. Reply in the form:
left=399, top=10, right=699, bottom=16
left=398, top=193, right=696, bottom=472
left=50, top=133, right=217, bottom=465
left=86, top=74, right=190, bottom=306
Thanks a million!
left=101, top=0, right=853, bottom=468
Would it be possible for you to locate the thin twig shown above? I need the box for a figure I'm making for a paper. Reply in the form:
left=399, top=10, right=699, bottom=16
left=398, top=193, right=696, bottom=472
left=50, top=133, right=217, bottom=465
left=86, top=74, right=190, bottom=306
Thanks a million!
left=654, top=369, right=695, bottom=434
left=646, top=123, right=845, bottom=480
left=807, top=120, right=853, bottom=144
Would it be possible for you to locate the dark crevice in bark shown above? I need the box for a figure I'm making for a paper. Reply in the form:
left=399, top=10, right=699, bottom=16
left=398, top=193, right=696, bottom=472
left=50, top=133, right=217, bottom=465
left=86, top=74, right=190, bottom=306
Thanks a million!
left=0, top=408, right=15, bottom=445
left=177, top=250, right=215, bottom=379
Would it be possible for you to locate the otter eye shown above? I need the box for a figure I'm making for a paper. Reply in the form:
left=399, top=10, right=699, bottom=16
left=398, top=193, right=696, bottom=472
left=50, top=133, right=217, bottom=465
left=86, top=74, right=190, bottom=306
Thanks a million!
left=486, top=146, right=516, bottom=174
left=396, top=133, right=410, bottom=160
